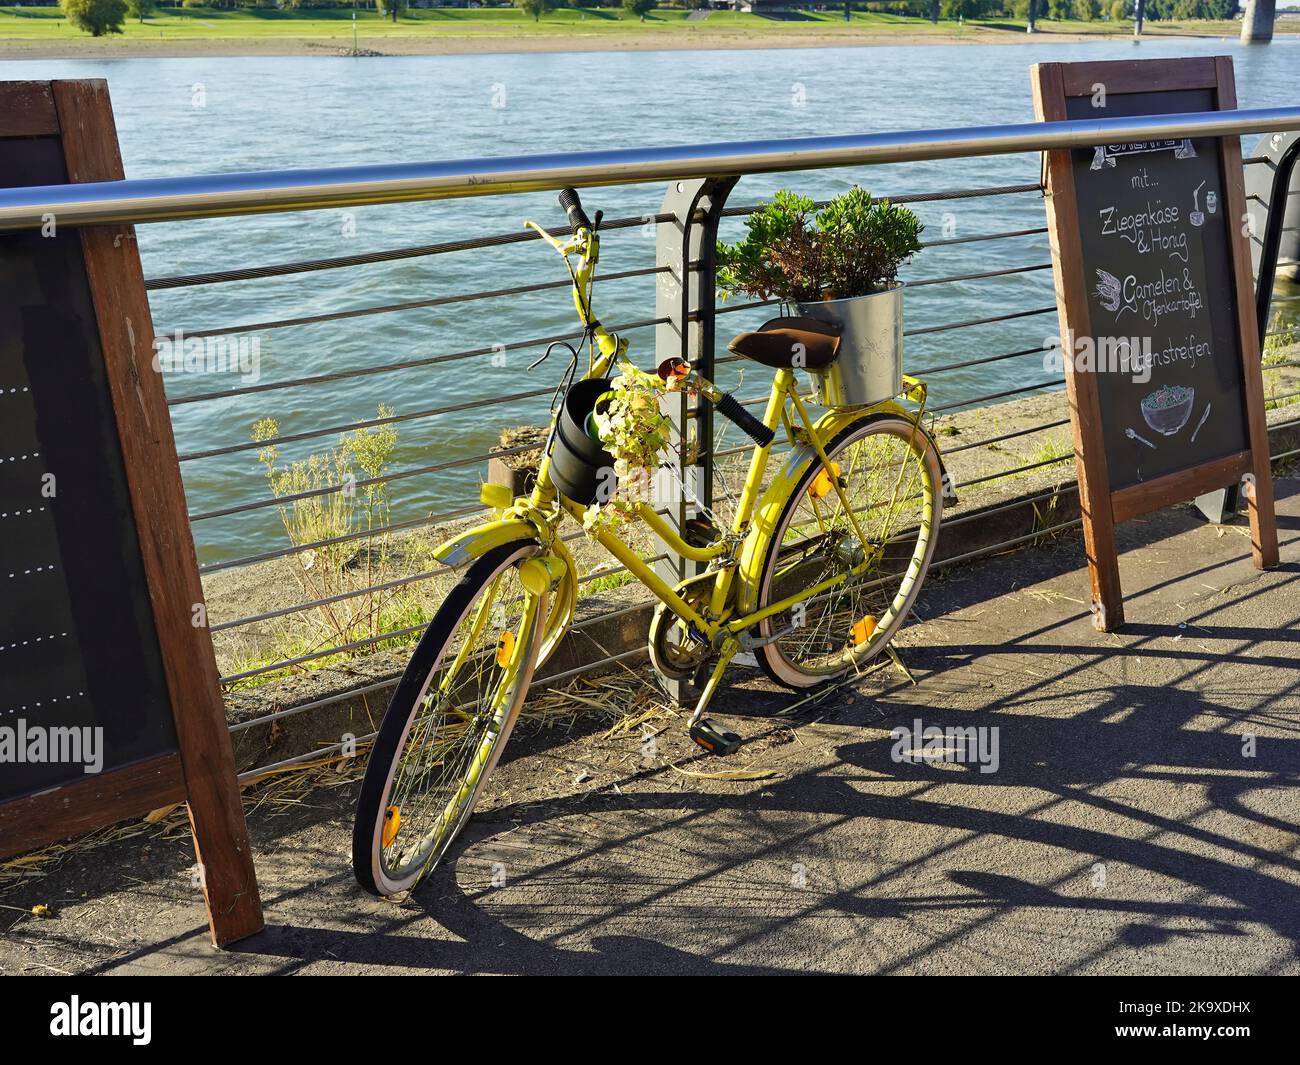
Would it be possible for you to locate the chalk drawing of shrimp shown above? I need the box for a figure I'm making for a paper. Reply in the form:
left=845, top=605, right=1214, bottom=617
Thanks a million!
left=1094, top=268, right=1126, bottom=315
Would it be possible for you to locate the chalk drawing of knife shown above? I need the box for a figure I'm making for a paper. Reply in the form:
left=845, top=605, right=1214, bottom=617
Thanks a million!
left=1189, top=402, right=1211, bottom=443
left=1126, top=427, right=1156, bottom=449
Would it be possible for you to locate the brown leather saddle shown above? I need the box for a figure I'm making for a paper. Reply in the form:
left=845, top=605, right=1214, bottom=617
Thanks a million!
left=727, top=315, right=842, bottom=371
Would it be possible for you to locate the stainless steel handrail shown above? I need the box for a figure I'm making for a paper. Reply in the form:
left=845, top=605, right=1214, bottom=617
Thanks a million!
left=3, top=108, right=1298, bottom=230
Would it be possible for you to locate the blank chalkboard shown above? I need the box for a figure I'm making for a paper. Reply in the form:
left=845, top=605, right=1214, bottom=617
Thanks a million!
left=0, top=136, right=178, bottom=798
left=1065, top=89, right=1250, bottom=491
left=0, top=79, right=261, bottom=947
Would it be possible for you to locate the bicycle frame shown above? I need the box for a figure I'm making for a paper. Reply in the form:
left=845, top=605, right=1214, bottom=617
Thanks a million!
left=433, top=210, right=934, bottom=694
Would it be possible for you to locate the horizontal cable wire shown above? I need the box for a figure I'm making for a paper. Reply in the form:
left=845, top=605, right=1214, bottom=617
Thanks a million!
left=184, top=386, right=554, bottom=477
left=943, top=417, right=1072, bottom=456
left=199, top=503, right=483, bottom=574
left=906, top=262, right=1052, bottom=289
left=229, top=682, right=396, bottom=735
left=238, top=735, right=378, bottom=782
left=147, top=211, right=671, bottom=290
left=190, top=426, right=549, bottom=524
left=175, top=266, right=662, bottom=340
left=210, top=566, right=444, bottom=634
left=221, top=619, right=430, bottom=685
left=222, top=552, right=665, bottom=684
left=227, top=601, right=655, bottom=735
left=916, top=344, right=1046, bottom=377
left=719, top=182, right=1043, bottom=220
left=167, top=315, right=665, bottom=407
left=233, top=645, right=650, bottom=777
left=955, top=453, right=1073, bottom=490
left=906, top=305, right=1057, bottom=337
left=932, top=378, right=1062, bottom=413
left=919, top=226, right=1048, bottom=249
left=930, top=518, right=1084, bottom=572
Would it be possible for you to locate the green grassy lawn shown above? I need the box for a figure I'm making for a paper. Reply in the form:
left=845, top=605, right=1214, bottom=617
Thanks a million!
left=0, top=7, right=1246, bottom=43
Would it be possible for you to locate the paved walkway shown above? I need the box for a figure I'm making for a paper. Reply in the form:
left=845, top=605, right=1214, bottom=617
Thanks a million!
left=2, top=476, right=1297, bottom=975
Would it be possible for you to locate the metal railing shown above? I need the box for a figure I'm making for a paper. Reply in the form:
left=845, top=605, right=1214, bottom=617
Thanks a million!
left=3, top=107, right=1300, bottom=231
left=4, top=107, right=1298, bottom=779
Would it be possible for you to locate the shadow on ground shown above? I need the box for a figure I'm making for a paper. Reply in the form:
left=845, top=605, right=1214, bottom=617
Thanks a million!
left=3, top=480, right=1298, bottom=975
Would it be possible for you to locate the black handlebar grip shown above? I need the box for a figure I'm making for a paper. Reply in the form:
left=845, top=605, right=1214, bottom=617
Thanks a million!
left=558, top=187, right=592, bottom=232
left=714, top=393, right=776, bottom=448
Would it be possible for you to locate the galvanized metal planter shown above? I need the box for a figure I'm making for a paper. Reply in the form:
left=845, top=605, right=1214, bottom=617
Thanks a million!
left=796, top=283, right=904, bottom=409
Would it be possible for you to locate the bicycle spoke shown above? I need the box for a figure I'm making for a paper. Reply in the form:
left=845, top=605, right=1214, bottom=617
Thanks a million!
left=760, top=420, right=938, bottom=680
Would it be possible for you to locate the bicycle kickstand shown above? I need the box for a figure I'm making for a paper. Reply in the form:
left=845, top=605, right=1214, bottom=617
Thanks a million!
left=688, top=640, right=743, bottom=756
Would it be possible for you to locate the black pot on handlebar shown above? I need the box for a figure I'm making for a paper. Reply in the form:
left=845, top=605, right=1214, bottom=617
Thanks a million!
left=549, top=378, right=617, bottom=506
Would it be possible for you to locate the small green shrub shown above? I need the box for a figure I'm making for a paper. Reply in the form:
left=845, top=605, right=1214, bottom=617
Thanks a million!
left=247, top=409, right=420, bottom=678
left=716, top=186, right=924, bottom=304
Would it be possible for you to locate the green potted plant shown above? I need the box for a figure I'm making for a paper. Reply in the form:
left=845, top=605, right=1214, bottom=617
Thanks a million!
left=716, top=187, right=924, bottom=407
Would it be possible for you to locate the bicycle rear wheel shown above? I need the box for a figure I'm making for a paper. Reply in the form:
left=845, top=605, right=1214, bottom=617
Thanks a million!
left=353, top=541, right=545, bottom=897
left=753, top=415, right=942, bottom=688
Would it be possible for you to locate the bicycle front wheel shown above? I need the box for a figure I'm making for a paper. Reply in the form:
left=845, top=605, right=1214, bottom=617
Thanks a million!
left=753, top=415, right=942, bottom=688
left=353, top=541, right=546, bottom=897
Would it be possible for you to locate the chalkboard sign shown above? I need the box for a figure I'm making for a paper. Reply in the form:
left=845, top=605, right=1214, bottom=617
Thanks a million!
left=0, top=137, right=179, bottom=796
left=0, top=81, right=261, bottom=946
left=1033, top=58, right=1278, bottom=631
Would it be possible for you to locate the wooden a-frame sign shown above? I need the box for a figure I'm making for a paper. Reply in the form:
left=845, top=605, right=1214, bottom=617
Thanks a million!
left=1032, top=57, right=1278, bottom=631
left=0, top=81, right=262, bottom=946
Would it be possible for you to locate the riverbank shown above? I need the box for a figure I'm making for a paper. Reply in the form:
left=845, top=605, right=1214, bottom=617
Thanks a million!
left=0, top=9, right=1272, bottom=61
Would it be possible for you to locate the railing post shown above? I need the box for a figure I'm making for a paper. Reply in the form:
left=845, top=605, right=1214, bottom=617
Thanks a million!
left=653, top=177, right=737, bottom=701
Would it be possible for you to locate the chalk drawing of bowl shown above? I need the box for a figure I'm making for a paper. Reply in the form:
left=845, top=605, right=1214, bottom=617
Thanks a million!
left=1140, top=385, right=1196, bottom=436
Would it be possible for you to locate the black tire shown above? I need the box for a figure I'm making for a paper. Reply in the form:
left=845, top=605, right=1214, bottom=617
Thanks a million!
left=352, top=541, right=544, bottom=897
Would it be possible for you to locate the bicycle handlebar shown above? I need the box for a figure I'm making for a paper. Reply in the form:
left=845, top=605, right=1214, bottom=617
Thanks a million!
left=714, top=392, right=776, bottom=448
left=558, top=187, right=592, bottom=233
left=658, top=358, right=776, bottom=448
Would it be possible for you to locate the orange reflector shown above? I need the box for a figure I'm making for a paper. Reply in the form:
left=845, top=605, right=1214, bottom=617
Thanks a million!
left=495, top=630, right=515, bottom=667
left=851, top=615, right=878, bottom=646
left=382, top=805, right=401, bottom=848
left=808, top=462, right=841, bottom=500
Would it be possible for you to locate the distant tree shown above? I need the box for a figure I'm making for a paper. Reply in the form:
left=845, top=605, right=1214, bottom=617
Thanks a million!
left=516, top=0, right=556, bottom=18
left=1073, top=0, right=1099, bottom=17
left=623, top=0, right=656, bottom=18
left=375, top=0, right=408, bottom=20
left=125, top=0, right=154, bottom=20
left=940, top=0, right=992, bottom=16
left=60, top=0, right=127, bottom=35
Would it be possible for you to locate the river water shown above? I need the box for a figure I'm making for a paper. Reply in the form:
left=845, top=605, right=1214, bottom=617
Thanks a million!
left=4, top=37, right=1297, bottom=563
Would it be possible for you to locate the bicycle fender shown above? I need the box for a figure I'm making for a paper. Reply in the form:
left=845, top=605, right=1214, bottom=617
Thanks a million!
left=432, top=519, right=577, bottom=671
left=433, top=518, right=541, bottom=569
left=733, top=405, right=938, bottom=617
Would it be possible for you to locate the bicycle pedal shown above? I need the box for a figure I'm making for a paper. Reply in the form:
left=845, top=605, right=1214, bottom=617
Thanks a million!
left=690, top=718, right=742, bottom=756
left=683, top=516, right=719, bottom=549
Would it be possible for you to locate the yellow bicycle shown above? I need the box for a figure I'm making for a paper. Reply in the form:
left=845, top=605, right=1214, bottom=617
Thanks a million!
left=353, top=188, right=945, bottom=896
